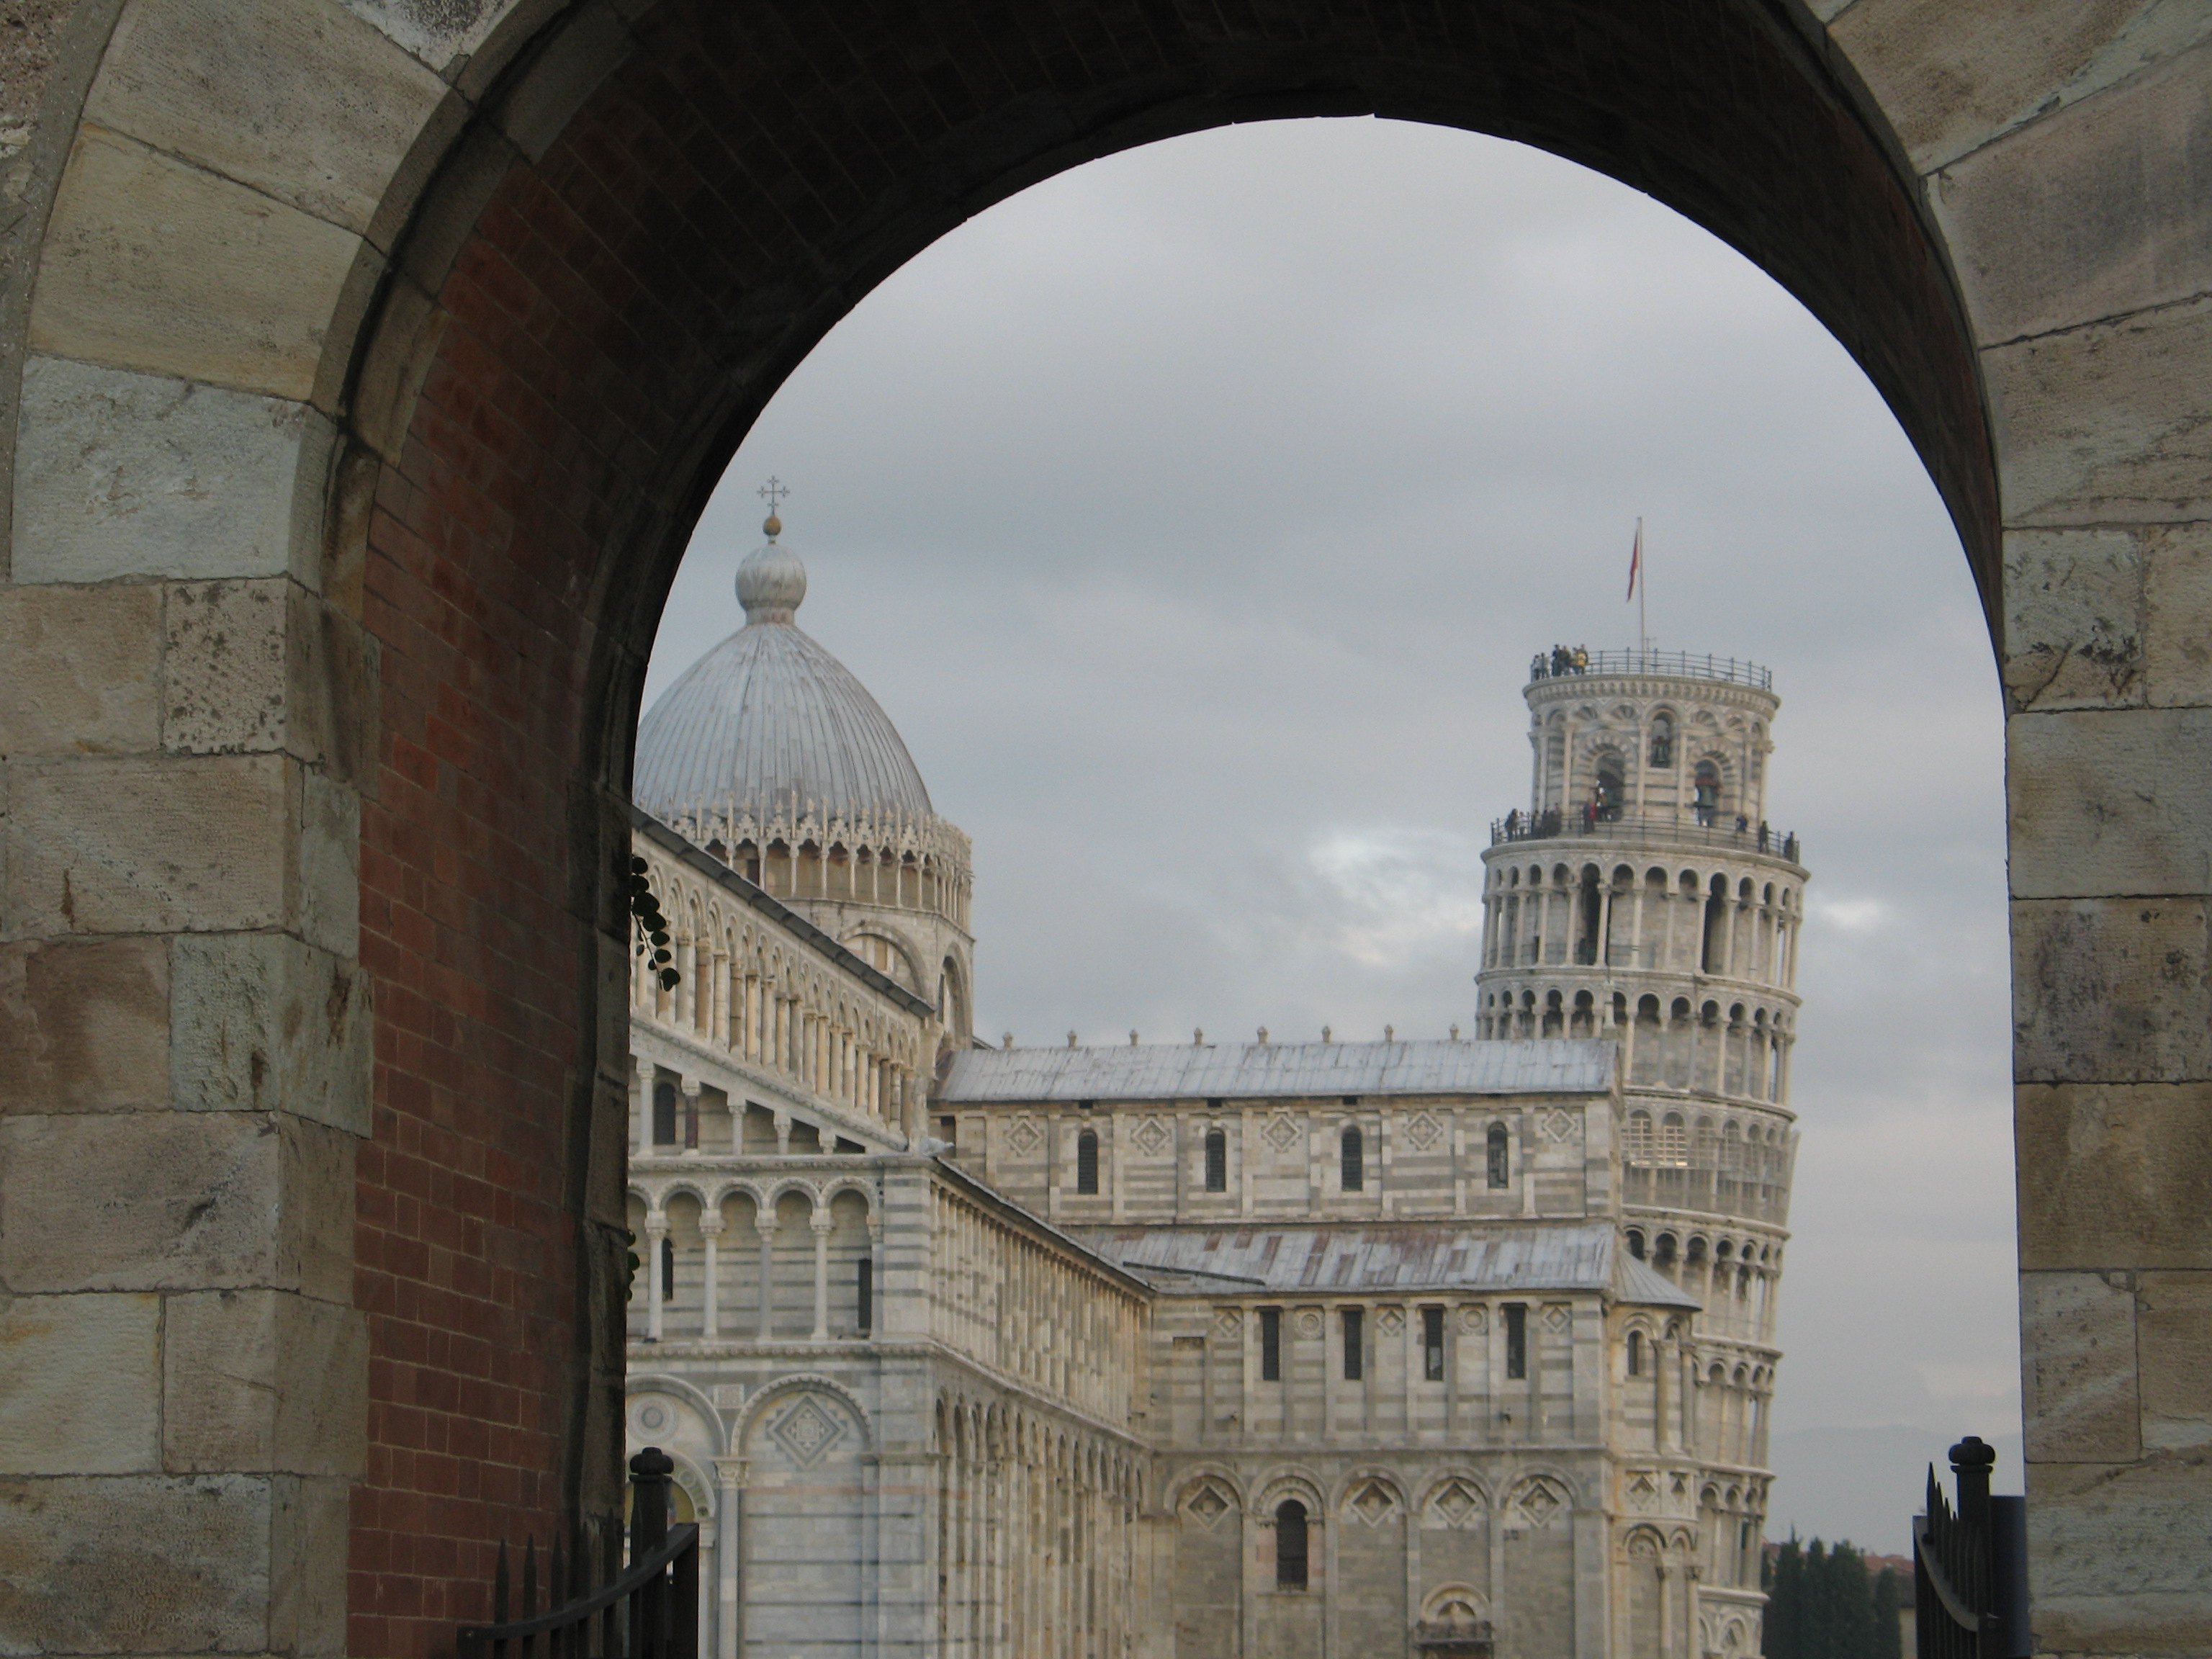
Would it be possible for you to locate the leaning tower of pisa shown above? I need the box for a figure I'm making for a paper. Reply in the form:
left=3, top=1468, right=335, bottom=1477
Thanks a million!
left=1475, top=646, right=1807, bottom=1611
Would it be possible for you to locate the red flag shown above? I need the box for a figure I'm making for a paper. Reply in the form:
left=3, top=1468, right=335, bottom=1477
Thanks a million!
left=1625, top=521, right=1642, bottom=601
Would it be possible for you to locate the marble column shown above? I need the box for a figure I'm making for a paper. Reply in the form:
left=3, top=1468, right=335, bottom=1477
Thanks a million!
left=714, top=1457, right=745, bottom=1659
left=811, top=1212, right=833, bottom=1339
left=698, top=1219, right=721, bottom=1338
left=645, top=1219, right=667, bottom=1341
left=755, top=1214, right=778, bottom=1340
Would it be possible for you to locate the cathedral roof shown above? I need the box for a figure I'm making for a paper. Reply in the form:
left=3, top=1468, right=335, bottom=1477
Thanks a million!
left=634, top=520, right=935, bottom=827
left=1072, top=1221, right=1700, bottom=1308
left=938, top=1038, right=1615, bottom=1103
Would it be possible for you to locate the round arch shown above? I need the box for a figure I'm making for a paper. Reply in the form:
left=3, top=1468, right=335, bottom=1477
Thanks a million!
left=6, top=4, right=2205, bottom=1656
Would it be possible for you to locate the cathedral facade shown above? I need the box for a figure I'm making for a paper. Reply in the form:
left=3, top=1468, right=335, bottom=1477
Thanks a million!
left=620, top=520, right=1802, bottom=1658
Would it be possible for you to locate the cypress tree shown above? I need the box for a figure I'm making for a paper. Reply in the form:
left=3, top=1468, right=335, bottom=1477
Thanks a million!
left=1764, top=1535, right=1804, bottom=1659
left=1762, top=1535, right=1893, bottom=1659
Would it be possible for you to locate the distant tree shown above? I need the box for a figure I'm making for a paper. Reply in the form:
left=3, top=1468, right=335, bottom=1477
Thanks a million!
left=1871, top=1565, right=1905, bottom=1659
left=1815, top=1542, right=1879, bottom=1659
left=1763, top=1537, right=1889, bottom=1659
left=1765, top=1537, right=1806, bottom=1659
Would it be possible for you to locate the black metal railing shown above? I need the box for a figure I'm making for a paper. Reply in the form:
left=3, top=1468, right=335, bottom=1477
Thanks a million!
left=458, top=1449, right=699, bottom=1659
left=1528, top=647, right=1773, bottom=689
left=1489, top=808, right=1800, bottom=862
left=1915, top=1436, right=2029, bottom=1659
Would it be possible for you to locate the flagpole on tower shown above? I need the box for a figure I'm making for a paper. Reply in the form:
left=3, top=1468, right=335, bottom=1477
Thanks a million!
left=1626, top=517, right=1647, bottom=661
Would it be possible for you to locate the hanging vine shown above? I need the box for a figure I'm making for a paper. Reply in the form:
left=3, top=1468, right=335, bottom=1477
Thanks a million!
left=630, top=855, right=679, bottom=990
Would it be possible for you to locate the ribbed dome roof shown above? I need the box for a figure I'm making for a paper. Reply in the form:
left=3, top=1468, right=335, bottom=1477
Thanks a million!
left=634, top=529, right=934, bottom=824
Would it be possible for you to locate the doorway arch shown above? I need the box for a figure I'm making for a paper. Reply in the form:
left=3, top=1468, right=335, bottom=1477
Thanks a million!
left=6, top=5, right=2203, bottom=1657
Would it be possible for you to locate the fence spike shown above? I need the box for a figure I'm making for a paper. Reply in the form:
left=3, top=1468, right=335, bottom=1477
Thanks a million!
left=493, top=1539, right=511, bottom=1626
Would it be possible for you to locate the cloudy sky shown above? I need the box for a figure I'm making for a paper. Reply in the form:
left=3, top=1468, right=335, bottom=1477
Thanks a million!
left=642, top=118, right=2020, bottom=1551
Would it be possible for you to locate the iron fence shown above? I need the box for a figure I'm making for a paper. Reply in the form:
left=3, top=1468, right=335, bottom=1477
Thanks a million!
left=1490, top=809, right=1800, bottom=862
left=457, top=1449, right=699, bottom=1659
left=1915, top=1436, right=2028, bottom=1659
left=1528, top=647, right=1773, bottom=689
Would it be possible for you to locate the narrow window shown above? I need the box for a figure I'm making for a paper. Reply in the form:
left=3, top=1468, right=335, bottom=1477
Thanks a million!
left=857, top=1257, right=873, bottom=1333
left=1342, top=1308, right=1364, bottom=1380
left=1341, top=1125, right=1364, bottom=1192
left=1204, top=1128, right=1228, bottom=1192
left=1423, top=1306, right=1445, bottom=1381
left=1076, top=1130, right=1099, bottom=1195
left=1627, top=1328, right=1643, bottom=1376
left=1259, top=1308, right=1282, bottom=1381
left=1485, top=1122, right=1509, bottom=1189
left=1274, top=1501, right=1308, bottom=1589
left=660, top=1236, right=676, bottom=1302
left=652, top=1079, right=678, bottom=1146
left=1649, top=713, right=1674, bottom=768
left=937, top=1115, right=958, bottom=1156
left=1504, top=1303, right=1527, bottom=1379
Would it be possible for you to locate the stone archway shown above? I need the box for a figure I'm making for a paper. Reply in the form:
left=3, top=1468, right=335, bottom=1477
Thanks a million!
left=1, top=5, right=2203, bottom=1658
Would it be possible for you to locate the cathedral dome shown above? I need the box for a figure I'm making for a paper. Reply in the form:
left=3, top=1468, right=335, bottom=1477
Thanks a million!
left=634, top=524, right=935, bottom=825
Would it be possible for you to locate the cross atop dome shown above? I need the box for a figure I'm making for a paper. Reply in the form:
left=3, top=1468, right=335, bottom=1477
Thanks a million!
left=758, top=475, right=789, bottom=539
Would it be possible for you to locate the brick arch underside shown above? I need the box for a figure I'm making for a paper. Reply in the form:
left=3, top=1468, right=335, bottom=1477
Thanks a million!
left=346, top=3, right=1992, bottom=1655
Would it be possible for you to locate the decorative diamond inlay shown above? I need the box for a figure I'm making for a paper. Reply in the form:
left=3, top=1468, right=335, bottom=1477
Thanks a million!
left=1007, top=1118, right=1042, bottom=1155
left=1263, top=1115, right=1302, bottom=1153
left=1541, top=1108, right=1577, bottom=1143
left=1186, top=1484, right=1231, bottom=1529
left=767, top=1395, right=846, bottom=1468
left=1543, top=1303, right=1571, bottom=1334
left=1514, top=1478, right=1565, bottom=1529
left=1134, top=1118, right=1170, bottom=1155
left=1349, top=1481, right=1396, bottom=1527
left=1406, top=1112, right=1441, bottom=1151
left=1627, top=1472, right=1660, bottom=1511
left=1376, top=1307, right=1405, bottom=1337
left=1428, top=1478, right=1482, bottom=1529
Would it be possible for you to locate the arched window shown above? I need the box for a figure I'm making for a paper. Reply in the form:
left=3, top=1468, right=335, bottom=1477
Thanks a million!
left=1627, top=1328, right=1644, bottom=1376
left=1204, top=1128, right=1228, bottom=1192
left=1693, top=760, right=1722, bottom=825
left=1486, top=1122, right=1510, bottom=1189
left=660, top=1236, right=675, bottom=1301
left=1594, top=755, right=1624, bottom=821
left=652, top=1079, right=677, bottom=1146
left=1341, top=1126, right=1364, bottom=1192
left=1075, top=1130, right=1100, bottom=1195
left=1625, top=1227, right=1647, bottom=1260
left=1649, top=713, right=1674, bottom=768
left=1275, top=1501, right=1309, bottom=1588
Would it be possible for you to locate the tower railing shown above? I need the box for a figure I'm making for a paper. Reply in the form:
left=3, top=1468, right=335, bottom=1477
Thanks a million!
left=1528, top=648, right=1773, bottom=689
left=1491, top=809, right=1799, bottom=862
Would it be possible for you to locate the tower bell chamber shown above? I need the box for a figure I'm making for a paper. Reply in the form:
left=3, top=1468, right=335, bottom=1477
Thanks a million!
left=1475, top=649, right=1805, bottom=1345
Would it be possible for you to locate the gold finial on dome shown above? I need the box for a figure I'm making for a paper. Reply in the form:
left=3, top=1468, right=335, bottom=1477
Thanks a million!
left=757, top=475, right=790, bottom=539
